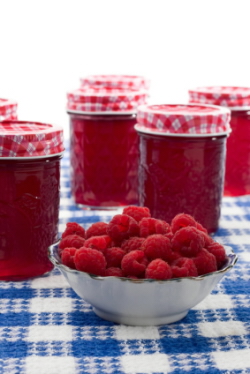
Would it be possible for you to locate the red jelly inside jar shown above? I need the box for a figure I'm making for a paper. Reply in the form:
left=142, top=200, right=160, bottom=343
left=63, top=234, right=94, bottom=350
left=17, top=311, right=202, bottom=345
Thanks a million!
left=137, top=132, right=227, bottom=233
left=0, top=157, right=61, bottom=280
left=0, top=121, right=64, bottom=281
left=188, top=86, right=250, bottom=196
left=224, top=109, right=250, bottom=196
left=67, top=78, right=149, bottom=208
left=69, top=113, right=139, bottom=207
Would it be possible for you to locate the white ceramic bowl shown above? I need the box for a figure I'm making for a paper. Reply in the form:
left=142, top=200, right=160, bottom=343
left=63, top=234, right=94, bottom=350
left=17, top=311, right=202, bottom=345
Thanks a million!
left=48, top=242, right=237, bottom=326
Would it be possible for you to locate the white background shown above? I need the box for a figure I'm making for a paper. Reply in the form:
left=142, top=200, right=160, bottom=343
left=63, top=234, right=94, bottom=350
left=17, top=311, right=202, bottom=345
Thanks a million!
left=1, top=0, right=250, bottom=139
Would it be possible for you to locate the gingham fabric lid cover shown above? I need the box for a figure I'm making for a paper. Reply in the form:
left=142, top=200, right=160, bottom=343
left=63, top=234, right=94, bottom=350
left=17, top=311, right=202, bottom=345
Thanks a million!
left=188, top=86, right=250, bottom=109
left=80, top=75, right=150, bottom=90
left=0, top=121, right=64, bottom=157
left=67, top=87, right=148, bottom=113
left=136, top=104, right=231, bottom=135
left=0, top=98, right=18, bottom=117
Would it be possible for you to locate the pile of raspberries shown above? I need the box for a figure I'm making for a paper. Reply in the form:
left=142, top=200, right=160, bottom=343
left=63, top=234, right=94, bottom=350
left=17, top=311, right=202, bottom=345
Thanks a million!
left=59, top=206, right=227, bottom=280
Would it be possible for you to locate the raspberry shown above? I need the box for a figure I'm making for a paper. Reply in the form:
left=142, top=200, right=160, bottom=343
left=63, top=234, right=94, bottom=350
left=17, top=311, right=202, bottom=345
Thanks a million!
left=165, top=231, right=174, bottom=241
left=74, top=247, right=106, bottom=276
left=121, top=237, right=145, bottom=253
left=207, top=242, right=227, bottom=269
left=85, top=222, right=108, bottom=239
left=105, top=247, right=126, bottom=268
left=192, top=248, right=217, bottom=276
left=105, top=267, right=123, bottom=277
left=107, top=214, right=139, bottom=243
left=196, top=222, right=208, bottom=234
left=172, top=227, right=205, bottom=257
left=171, top=257, right=198, bottom=278
left=59, top=234, right=85, bottom=250
left=141, top=234, right=173, bottom=262
left=171, top=213, right=197, bottom=234
left=122, top=206, right=151, bottom=223
left=171, top=265, right=189, bottom=278
left=121, top=250, right=147, bottom=277
left=61, top=247, right=78, bottom=269
left=84, top=235, right=112, bottom=254
left=145, top=259, right=172, bottom=280
left=199, top=231, right=214, bottom=248
left=61, top=222, right=85, bottom=239
left=139, top=217, right=171, bottom=237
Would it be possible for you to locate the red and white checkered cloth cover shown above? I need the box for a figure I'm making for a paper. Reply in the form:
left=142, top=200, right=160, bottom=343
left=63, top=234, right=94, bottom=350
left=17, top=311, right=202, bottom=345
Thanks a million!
left=188, top=87, right=250, bottom=109
left=0, top=98, right=18, bottom=120
left=67, top=87, right=148, bottom=113
left=136, top=104, right=231, bottom=135
left=0, top=121, right=64, bottom=157
left=80, top=75, right=150, bottom=90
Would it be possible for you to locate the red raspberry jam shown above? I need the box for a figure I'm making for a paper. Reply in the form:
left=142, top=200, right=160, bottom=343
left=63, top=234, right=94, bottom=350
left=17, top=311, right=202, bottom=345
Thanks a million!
left=69, top=113, right=139, bottom=207
left=67, top=75, right=149, bottom=208
left=0, top=121, right=64, bottom=280
left=224, top=109, right=250, bottom=196
left=135, top=104, right=231, bottom=234
left=189, top=86, right=250, bottom=196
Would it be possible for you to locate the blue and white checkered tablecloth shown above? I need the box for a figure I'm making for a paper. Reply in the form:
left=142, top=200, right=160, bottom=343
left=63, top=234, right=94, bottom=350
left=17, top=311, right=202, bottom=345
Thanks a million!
left=1, top=146, right=250, bottom=374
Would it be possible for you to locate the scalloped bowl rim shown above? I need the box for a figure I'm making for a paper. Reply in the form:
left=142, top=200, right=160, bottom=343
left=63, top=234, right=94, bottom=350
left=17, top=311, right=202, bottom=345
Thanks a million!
left=48, top=241, right=238, bottom=284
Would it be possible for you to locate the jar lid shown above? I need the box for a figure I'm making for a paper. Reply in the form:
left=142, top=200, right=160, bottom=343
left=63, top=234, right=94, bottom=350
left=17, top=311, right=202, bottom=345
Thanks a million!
left=0, top=98, right=18, bottom=116
left=80, top=74, right=150, bottom=90
left=0, top=121, right=64, bottom=158
left=136, top=104, right=231, bottom=135
left=188, top=86, right=250, bottom=109
left=67, top=87, right=148, bottom=113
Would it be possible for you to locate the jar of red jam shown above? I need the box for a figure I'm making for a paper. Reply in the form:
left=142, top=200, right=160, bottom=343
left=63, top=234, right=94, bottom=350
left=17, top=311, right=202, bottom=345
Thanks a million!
left=0, top=121, right=64, bottom=281
left=189, top=86, right=250, bottom=196
left=67, top=75, right=149, bottom=208
left=0, top=98, right=18, bottom=121
left=135, top=104, right=231, bottom=233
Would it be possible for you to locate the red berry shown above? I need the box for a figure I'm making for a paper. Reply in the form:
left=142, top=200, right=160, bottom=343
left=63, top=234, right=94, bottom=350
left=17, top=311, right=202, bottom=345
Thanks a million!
left=197, top=232, right=214, bottom=249
left=85, top=222, right=108, bottom=239
left=141, top=234, right=173, bottom=262
left=172, top=226, right=205, bottom=257
left=122, top=206, right=151, bottom=223
left=61, top=247, right=78, bottom=269
left=171, top=266, right=189, bottom=278
left=206, top=242, right=227, bottom=269
left=192, top=248, right=217, bottom=276
left=84, top=235, right=112, bottom=254
left=121, top=237, right=145, bottom=253
left=139, top=217, right=171, bottom=237
left=105, top=267, right=123, bottom=277
left=171, top=257, right=198, bottom=277
left=59, top=234, right=85, bottom=250
left=196, top=222, right=208, bottom=234
left=145, top=259, right=172, bottom=280
left=121, top=250, right=147, bottom=277
left=171, top=213, right=197, bottom=234
left=105, top=247, right=126, bottom=268
left=61, top=222, right=85, bottom=238
left=74, top=247, right=106, bottom=276
left=107, top=214, right=139, bottom=243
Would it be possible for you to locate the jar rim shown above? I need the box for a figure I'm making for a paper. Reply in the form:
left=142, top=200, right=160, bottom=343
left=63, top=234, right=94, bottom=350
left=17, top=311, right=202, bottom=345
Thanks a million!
left=67, top=109, right=137, bottom=115
left=0, top=151, right=64, bottom=160
left=134, top=124, right=230, bottom=137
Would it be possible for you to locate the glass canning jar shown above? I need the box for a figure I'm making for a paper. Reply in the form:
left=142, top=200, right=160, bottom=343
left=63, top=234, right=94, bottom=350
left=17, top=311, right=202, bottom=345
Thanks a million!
left=189, top=86, right=250, bottom=196
left=67, top=75, right=149, bottom=208
left=0, top=121, right=64, bottom=280
left=135, top=104, right=231, bottom=233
